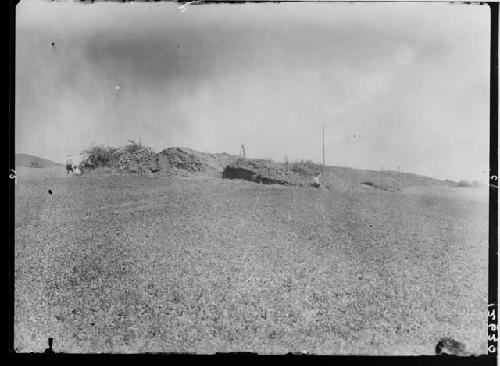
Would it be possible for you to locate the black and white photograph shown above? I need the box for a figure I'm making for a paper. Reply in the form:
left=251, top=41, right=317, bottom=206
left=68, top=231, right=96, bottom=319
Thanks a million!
left=13, top=0, right=493, bottom=355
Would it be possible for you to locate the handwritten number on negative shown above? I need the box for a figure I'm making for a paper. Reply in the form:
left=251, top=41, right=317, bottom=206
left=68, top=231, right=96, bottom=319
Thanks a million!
left=489, top=309, right=496, bottom=321
left=488, top=306, right=497, bottom=354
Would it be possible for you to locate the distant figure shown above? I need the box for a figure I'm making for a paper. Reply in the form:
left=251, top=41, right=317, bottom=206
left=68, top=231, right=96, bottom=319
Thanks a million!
left=44, top=338, right=54, bottom=354
left=312, top=172, right=321, bottom=188
left=65, top=156, right=74, bottom=175
left=74, top=165, right=82, bottom=176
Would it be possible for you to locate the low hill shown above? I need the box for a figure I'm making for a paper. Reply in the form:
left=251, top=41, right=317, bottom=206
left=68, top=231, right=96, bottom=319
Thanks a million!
left=222, top=156, right=456, bottom=191
left=154, top=147, right=456, bottom=191
left=88, top=144, right=459, bottom=191
left=15, top=153, right=61, bottom=168
left=325, top=166, right=457, bottom=192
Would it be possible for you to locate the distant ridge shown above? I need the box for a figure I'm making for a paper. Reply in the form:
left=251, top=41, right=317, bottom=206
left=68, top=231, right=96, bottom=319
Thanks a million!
left=152, top=147, right=457, bottom=190
left=15, top=153, right=61, bottom=168
left=67, top=142, right=461, bottom=190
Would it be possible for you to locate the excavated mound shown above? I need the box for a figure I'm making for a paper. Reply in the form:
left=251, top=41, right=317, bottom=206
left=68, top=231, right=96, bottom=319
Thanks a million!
left=159, top=147, right=205, bottom=174
left=102, top=146, right=458, bottom=193
left=158, top=147, right=237, bottom=177
left=110, top=148, right=160, bottom=175
left=223, top=159, right=306, bottom=186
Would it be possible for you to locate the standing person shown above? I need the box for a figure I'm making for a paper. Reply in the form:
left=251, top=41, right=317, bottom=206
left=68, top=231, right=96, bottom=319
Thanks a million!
left=74, top=165, right=82, bottom=176
left=312, top=172, right=322, bottom=188
left=65, top=155, right=74, bottom=175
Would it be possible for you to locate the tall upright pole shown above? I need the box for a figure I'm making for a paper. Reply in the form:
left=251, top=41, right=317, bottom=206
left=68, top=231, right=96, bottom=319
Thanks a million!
left=322, top=126, right=325, bottom=189
left=397, top=164, right=400, bottom=191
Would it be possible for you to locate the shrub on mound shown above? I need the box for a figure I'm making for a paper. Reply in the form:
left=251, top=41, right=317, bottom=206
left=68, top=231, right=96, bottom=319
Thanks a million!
left=80, top=141, right=160, bottom=175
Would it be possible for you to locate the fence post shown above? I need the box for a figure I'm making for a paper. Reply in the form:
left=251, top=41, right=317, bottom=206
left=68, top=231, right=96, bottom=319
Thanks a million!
left=322, top=126, right=325, bottom=189
left=397, top=165, right=400, bottom=191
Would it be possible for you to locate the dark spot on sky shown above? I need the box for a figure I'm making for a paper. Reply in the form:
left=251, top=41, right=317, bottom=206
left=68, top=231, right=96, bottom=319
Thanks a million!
left=51, top=42, right=55, bottom=47
left=177, top=45, right=180, bottom=48
left=48, top=189, right=53, bottom=195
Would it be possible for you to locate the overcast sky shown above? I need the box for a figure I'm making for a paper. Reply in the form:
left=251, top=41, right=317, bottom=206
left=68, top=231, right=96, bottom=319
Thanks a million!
left=16, top=0, right=490, bottom=181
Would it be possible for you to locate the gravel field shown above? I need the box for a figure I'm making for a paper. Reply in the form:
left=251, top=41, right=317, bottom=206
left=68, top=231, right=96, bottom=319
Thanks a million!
left=14, top=167, right=488, bottom=354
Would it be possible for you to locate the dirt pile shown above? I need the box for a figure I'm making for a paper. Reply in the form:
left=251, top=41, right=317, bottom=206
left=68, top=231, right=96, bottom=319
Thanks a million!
left=105, top=146, right=238, bottom=177
left=223, top=159, right=306, bottom=186
left=158, top=147, right=237, bottom=177
left=159, top=147, right=204, bottom=173
left=110, top=149, right=159, bottom=175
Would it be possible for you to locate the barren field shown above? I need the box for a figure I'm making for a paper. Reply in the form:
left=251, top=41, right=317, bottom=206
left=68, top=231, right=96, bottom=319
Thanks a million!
left=14, top=166, right=489, bottom=354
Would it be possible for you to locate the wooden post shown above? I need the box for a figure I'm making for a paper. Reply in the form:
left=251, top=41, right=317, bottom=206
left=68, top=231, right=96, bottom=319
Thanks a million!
left=322, top=126, right=325, bottom=189
left=397, top=165, right=400, bottom=191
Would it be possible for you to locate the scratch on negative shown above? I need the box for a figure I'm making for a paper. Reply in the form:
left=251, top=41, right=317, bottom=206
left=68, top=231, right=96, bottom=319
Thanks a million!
left=178, top=0, right=203, bottom=13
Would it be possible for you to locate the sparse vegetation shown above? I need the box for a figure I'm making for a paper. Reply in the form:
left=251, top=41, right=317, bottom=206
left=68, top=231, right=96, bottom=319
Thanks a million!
left=290, top=159, right=322, bottom=176
left=80, top=144, right=119, bottom=168
left=14, top=147, right=488, bottom=354
left=80, top=140, right=154, bottom=170
left=122, top=139, right=153, bottom=155
left=14, top=167, right=488, bottom=354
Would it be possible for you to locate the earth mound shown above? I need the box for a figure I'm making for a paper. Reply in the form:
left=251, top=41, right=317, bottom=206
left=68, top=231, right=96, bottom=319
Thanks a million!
left=110, top=148, right=159, bottom=175
left=223, top=159, right=307, bottom=186
left=88, top=144, right=457, bottom=193
left=105, top=147, right=238, bottom=177
left=158, top=147, right=237, bottom=177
